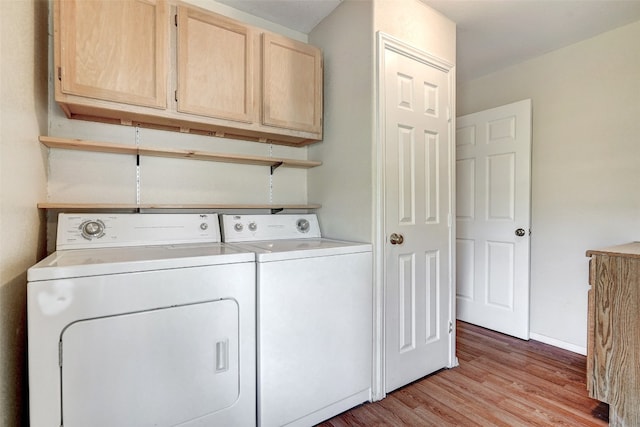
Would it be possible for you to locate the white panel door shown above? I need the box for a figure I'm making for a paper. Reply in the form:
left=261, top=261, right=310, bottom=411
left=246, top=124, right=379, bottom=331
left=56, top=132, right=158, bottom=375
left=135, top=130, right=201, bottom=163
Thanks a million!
left=456, top=99, right=532, bottom=339
left=383, top=45, right=453, bottom=393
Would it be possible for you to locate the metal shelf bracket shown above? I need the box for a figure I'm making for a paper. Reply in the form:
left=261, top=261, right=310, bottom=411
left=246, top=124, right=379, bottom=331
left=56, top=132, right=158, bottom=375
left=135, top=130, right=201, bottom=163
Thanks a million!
left=270, top=161, right=284, bottom=175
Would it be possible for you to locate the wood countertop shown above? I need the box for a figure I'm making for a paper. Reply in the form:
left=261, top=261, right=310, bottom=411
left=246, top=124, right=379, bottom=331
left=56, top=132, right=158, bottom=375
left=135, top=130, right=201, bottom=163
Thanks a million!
left=586, top=242, right=640, bottom=258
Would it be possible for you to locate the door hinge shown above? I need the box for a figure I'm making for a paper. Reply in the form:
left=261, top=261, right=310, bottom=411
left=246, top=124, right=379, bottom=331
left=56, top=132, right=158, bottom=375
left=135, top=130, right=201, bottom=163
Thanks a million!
left=447, top=106, right=452, bottom=123
left=449, top=321, right=453, bottom=333
left=57, top=67, right=62, bottom=81
left=175, top=90, right=178, bottom=102
left=175, top=14, right=178, bottom=27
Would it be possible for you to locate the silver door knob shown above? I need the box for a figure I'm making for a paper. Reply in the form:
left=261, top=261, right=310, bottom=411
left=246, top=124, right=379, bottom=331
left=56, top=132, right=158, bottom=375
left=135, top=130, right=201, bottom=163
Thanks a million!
left=390, top=233, right=404, bottom=245
left=515, top=228, right=526, bottom=237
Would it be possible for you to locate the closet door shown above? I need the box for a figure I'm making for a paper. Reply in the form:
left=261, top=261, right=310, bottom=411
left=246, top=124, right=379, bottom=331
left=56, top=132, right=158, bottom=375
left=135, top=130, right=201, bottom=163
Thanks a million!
left=382, top=42, right=455, bottom=393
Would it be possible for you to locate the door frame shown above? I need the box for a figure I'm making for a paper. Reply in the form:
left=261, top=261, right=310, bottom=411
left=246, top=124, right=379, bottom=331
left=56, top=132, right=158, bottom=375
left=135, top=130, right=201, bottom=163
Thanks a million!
left=373, top=32, right=457, bottom=401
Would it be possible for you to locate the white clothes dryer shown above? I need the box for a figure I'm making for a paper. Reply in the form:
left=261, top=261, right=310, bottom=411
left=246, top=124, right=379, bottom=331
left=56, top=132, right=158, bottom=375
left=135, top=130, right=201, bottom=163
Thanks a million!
left=28, top=213, right=256, bottom=427
left=220, top=214, right=373, bottom=427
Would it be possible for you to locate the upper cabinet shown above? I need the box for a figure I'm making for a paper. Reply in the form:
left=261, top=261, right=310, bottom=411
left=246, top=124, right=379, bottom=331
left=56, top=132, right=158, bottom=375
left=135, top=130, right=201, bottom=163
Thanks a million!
left=53, top=0, right=323, bottom=146
left=56, top=0, right=168, bottom=110
left=176, top=6, right=257, bottom=123
left=262, top=34, right=323, bottom=134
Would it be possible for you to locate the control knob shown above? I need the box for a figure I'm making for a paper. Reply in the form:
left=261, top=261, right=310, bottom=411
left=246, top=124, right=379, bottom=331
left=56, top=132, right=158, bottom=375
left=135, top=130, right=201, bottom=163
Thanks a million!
left=296, top=218, right=310, bottom=233
left=80, top=220, right=105, bottom=240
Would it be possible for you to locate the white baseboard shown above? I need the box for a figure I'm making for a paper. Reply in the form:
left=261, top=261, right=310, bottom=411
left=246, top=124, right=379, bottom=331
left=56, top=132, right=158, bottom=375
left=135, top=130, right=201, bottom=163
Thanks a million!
left=529, top=332, right=587, bottom=356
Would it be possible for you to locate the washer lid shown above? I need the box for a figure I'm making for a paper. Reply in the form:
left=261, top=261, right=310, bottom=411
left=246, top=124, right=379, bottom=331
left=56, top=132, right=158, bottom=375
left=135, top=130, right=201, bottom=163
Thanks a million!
left=234, top=238, right=372, bottom=262
left=27, top=243, right=255, bottom=282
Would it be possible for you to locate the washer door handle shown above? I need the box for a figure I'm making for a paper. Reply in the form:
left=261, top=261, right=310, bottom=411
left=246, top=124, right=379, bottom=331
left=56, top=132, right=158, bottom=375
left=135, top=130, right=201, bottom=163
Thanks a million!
left=215, top=339, right=229, bottom=372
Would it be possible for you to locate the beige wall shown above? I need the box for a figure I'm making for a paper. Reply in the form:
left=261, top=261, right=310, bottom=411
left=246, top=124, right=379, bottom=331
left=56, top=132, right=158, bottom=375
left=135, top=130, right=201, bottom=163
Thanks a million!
left=457, top=20, right=640, bottom=351
left=0, top=1, right=49, bottom=425
left=308, top=0, right=375, bottom=241
left=374, top=0, right=455, bottom=64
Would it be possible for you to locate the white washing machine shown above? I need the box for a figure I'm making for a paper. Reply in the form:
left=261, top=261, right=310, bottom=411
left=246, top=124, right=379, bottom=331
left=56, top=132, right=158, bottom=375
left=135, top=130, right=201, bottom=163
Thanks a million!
left=220, top=214, right=373, bottom=427
left=27, top=213, right=256, bottom=427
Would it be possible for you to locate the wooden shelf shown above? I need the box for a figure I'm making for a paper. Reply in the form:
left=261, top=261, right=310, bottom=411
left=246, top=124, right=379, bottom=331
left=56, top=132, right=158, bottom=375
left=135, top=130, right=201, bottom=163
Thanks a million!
left=40, top=135, right=321, bottom=212
left=38, top=202, right=321, bottom=211
left=39, top=136, right=322, bottom=169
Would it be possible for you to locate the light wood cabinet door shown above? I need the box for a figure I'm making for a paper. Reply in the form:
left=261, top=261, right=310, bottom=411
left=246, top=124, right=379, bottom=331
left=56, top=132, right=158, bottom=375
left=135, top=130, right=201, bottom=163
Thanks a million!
left=177, top=6, right=257, bottom=123
left=54, top=1, right=322, bottom=145
left=56, top=0, right=168, bottom=109
left=262, top=33, right=323, bottom=134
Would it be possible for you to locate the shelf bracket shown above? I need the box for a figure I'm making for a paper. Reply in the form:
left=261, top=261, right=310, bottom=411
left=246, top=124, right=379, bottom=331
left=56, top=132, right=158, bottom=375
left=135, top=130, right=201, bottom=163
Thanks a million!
left=135, top=127, right=141, bottom=207
left=270, top=161, right=284, bottom=175
left=270, top=208, right=284, bottom=215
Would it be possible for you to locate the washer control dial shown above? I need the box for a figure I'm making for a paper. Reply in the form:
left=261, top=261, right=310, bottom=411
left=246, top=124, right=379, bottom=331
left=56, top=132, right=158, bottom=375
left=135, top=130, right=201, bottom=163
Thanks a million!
left=296, top=218, right=310, bottom=233
left=248, top=222, right=257, bottom=232
left=80, top=220, right=105, bottom=240
left=234, top=223, right=244, bottom=232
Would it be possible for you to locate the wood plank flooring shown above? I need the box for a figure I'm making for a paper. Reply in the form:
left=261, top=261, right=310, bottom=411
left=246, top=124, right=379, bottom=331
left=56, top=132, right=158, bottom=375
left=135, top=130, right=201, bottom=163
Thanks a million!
left=318, top=321, right=609, bottom=426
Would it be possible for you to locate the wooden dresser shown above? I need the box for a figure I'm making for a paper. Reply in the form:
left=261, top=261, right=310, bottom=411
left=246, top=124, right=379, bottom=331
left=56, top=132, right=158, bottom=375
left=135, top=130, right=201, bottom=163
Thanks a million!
left=587, top=243, right=640, bottom=426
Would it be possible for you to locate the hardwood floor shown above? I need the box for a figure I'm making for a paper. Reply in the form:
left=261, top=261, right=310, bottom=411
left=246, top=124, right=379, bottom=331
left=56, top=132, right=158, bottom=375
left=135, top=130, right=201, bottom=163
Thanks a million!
left=319, top=321, right=609, bottom=426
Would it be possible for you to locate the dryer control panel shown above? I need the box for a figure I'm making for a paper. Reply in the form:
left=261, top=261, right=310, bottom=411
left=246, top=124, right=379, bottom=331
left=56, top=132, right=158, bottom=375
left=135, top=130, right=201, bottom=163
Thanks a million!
left=56, top=214, right=221, bottom=250
left=220, top=214, right=321, bottom=242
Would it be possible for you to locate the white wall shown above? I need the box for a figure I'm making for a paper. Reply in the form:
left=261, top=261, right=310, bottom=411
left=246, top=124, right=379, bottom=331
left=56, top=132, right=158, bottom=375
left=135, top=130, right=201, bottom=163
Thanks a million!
left=0, top=1, right=49, bottom=425
left=457, top=20, right=640, bottom=352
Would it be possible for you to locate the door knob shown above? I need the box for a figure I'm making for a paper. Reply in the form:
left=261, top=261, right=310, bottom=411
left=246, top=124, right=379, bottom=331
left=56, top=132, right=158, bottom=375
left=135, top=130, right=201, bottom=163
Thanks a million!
left=390, top=233, right=404, bottom=245
left=515, top=228, right=526, bottom=237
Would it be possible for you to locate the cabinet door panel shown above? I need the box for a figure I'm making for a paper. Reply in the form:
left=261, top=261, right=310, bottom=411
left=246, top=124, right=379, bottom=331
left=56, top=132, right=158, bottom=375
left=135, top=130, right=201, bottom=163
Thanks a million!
left=58, top=0, right=168, bottom=109
left=177, top=7, right=256, bottom=123
left=262, top=34, right=322, bottom=134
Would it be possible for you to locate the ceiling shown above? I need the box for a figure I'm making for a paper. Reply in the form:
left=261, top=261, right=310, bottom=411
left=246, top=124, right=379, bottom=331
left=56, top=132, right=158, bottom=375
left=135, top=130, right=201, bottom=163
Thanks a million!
left=216, top=0, right=343, bottom=34
left=217, top=0, right=640, bottom=83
